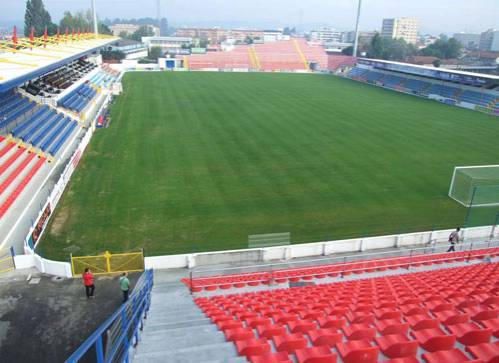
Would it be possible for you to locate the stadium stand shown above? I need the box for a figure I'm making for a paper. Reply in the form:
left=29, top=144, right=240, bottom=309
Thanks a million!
left=185, top=40, right=331, bottom=72
left=0, top=139, right=46, bottom=218
left=254, top=41, right=307, bottom=72
left=183, top=248, right=499, bottom=291
left=58, top=83, right=98, bottom=113
left=193, top=261, right=499, bottom=363
left=347, top=66, right=499, bottom=115
left=21, top=59, right=97, bottom=97
left=2, top=98, right=79, bottom=155
left=0, top=93, right=37, bottom=130
left=297, top=39, right=328, bottom=70
left=187, top=46, right=253, bottom=70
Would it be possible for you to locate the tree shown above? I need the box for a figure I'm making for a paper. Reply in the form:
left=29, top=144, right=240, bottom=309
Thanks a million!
left=369, top=33, right=385, bottom=59
left=432, top=59, right=442, bottom=68
left=342, top=46, right=354, bottom=56
left=130, top=25, right=154, bottom=42
left=420, top=37, right=462, bottom=59
left=367, top=33, right=417, bottom=62
left=101, top=49, right=125, bottom=61
left=283, top=27, right=296, bottom=36
left=60, top=10, right=111, bottom=35
left=199, top=39, right=209, bottom=48
left=99, top=23, right=112, bottom=35
left=244, top=36, right=254, bottom=45
left=148, top=46, right=163, bottom=60
left=24, top=0, right=57, bottom=36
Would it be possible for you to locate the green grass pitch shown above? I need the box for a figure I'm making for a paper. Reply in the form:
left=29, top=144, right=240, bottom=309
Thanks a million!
left=37, top=72, right=499, bottom=260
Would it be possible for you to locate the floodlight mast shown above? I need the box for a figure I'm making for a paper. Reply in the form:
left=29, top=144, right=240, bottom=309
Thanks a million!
left=91, top=0, right=98, bottom=36
left=353, top=0, right=362, bottom=57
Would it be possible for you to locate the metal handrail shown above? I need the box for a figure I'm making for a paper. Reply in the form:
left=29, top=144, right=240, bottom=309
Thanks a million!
left=189, top=240, right=499, bottom=289
left=66, top=269, right=154, bottom=363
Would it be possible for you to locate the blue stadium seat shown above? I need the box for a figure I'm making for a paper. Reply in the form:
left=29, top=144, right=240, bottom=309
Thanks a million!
left=49, top=121, right=77, bottom=155
left=0, top=101, right=36, bottom=129
left=11, top=106, right=51, bottom=135
left=40, top=117, right=72, bottom=151
left=30, top=114, right=64, bottom=147
left=17, top=109, right=56, bottom=140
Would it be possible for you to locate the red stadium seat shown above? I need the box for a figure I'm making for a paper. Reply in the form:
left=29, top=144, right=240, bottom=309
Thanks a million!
left=374, top=334, right=418, bottom=358
left=235, top=338, right=271, bottom=358
left=295, top=346, right=337, bottom=363
left=249, top=351, right=292, bottom=363
left=446, top=322, right=493, bottom=346
left=336, top=340, right=379, bottom=363
left=480, top=318, right=499, bottom=337
left=466, top=342, right=499, bottom=363
left=272, top=333, right=308, bottom=354
left=342, top=323, right=376, bottom=341
left=411, top=328, right=456, bottom=352
left=375, top=319, right=410, bottom=336
left=307, top=328, right=342, bottom=347
left=422, top=348, right=482, bottom=363
left=225, top=327, right=255, bottom=342
left=256, top=324, right=287, bottom=339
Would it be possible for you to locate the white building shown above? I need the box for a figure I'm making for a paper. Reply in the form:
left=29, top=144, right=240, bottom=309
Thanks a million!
left=381, top=17, right=419, bottom=44
left=310, top=27, right=342, bottom=44
left=141, top=36, right=193, bottom=54
left=453, top=33, right=481, bottom=49
left=110, top=24, right=160, bottom=37
left=263, top=30, right=287, bottom=43
left=479, top=29, right=499, bottom=52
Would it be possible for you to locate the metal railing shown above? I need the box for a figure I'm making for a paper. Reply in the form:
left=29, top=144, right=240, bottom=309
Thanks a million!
left=66, top=269, right=153, bottom=363
left=189, top=239, right=499, bottom=289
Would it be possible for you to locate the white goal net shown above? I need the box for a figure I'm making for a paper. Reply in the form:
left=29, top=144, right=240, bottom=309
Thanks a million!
left=449, top=165, right=499, bottom=207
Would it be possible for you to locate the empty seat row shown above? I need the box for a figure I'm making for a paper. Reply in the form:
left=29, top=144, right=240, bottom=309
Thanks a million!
left=23, top=59, right=97, bottom=97
left=8, top=104, right=79, bottom=155
left=184, top=248, right=499, bottom=291
left=346, top=67, right=499, bottom=111
left=58, top=83, right=97, bottom=113
left=0, top=150, right=46, bottom=218
left=195, top=262, right=499, bottom=363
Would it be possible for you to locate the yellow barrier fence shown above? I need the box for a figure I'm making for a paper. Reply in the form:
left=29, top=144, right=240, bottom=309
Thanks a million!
left=71, top=250, right=144, bottom=276
left=0, top=248, right=15, bottom=274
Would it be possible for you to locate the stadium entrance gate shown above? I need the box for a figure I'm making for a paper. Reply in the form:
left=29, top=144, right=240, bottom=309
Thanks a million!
left=71, top=250, right=144, bottom=276
left=0, top=248, right=15, bottom=274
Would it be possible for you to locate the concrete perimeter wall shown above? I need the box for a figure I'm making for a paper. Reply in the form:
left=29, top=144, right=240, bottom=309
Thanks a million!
left=145, top=225, right=498, bottom=270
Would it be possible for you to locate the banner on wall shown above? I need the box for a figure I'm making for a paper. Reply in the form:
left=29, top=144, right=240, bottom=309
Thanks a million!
left=31, top=204, right=52, bottom=247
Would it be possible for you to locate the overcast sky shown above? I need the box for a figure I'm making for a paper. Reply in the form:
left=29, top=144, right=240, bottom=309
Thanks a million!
left=2, top=0, right=498, bottom=34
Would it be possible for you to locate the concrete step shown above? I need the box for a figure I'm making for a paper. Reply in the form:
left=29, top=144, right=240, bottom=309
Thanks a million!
left=148, top=312, right=205, bottom=324
left=149, top=302, right=200, bottom=313
left=138, top=331, right=226, bottom=352
left=203, top=358, right=248, bottom=363
left=144, top=317, right=213, bottom=331
left=133, top=342, right=239, bottom=363
left=141, top=323, right=219, bottom=340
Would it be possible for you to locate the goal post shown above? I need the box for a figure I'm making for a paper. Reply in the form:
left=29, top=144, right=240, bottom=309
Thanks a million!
left=449, top=165, right=499, bottom=207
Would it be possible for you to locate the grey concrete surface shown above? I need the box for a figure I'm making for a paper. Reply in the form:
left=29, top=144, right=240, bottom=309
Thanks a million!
left=0, top=270, right=139, bottom=363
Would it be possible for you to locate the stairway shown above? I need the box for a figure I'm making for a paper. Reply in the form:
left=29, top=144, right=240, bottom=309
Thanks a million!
left=133, top=279, right=246, bottom=363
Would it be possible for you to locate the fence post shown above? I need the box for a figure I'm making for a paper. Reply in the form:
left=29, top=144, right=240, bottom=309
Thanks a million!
left=189, top=270, right=193, bottom=295
left=70, top=253, right=75, bottom=276
left=95, top=335, right=104, bottom=363
left=9, top=246, right=16, bottom=269
left=105, top=251, right=112, bottom=273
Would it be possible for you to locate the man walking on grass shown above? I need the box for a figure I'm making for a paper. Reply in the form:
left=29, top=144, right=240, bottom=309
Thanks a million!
left=447, top=227, right=461, bottom=252
left=120, top=272, right=130, bottom=303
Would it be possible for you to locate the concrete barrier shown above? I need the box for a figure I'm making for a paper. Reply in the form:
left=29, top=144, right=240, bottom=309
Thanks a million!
left=144, top=225, right=496, bottom=270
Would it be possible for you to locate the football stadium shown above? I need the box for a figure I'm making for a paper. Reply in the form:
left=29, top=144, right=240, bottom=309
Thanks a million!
left=1, top=1, right=499, bottom=362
